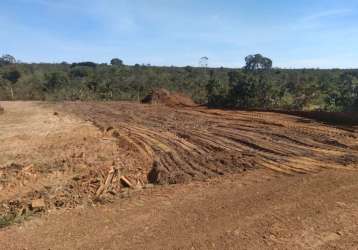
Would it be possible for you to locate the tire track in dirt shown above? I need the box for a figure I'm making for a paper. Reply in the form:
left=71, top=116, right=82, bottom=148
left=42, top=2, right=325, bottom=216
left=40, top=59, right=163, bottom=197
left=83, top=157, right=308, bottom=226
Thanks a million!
left=1, top=101, right=357, bottom=231
left=59, top=102, right=358, bottom=184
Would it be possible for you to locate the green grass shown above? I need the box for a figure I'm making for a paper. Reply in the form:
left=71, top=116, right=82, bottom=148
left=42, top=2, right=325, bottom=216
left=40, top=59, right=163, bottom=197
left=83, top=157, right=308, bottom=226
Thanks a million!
left=0, top=211, right=34, bottom=229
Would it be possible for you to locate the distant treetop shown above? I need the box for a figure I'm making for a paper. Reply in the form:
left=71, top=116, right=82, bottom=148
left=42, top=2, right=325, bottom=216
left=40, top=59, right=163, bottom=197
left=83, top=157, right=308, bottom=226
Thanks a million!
left=71, top=62, right=97, bottom=68
left=244, top=54, right=272, bottom=71
left=0, top=54, right=16, bottom=66
left=110, top=58, right=124, bottom=66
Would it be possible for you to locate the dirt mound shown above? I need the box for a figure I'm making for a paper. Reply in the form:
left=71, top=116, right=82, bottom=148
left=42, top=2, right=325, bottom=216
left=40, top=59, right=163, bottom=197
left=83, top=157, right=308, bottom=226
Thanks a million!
left=141, top=88, right=196, bottom=107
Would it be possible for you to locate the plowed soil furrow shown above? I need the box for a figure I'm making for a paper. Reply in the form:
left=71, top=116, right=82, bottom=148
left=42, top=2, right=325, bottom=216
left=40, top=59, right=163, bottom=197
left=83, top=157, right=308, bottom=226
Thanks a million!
left=213, top=131, right=288, bottom=156
left=195, top=132, right=245, bottom=152
left=213, top=127, right=300, bottom=154
left=2, top=101, right=358, bottom=250
left=160, top=152, right=198, bottom=180
left=219, top=124, right=348, bottom=152
left=271, top=133, right=326, bottom=149
left=56, top=102, right=358, bottom=184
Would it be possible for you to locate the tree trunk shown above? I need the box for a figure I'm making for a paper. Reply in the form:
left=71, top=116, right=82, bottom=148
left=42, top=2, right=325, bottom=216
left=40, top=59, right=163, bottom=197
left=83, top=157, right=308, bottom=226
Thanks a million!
left=10, top=86, right=14, bottom=100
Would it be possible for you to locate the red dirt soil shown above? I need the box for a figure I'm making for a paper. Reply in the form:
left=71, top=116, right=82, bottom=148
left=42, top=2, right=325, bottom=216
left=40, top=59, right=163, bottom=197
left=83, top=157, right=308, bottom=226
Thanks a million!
left=141, top=88, right=196, bottom=107
left=0, top=101, right=358, bottom=249
left=1, top=169, right=358, bottom=250
left=62, top=102, right=358, bottom=184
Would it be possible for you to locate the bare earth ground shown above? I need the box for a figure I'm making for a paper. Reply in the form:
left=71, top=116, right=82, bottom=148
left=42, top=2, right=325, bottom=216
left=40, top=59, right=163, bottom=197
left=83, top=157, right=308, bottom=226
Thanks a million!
left=1, top=169, right=358, bottom=249
left=0, top=102, right=120, bottom=215
left=0, top=101, right=358, bottom=249
left=61, top=102, right=358, bottom=181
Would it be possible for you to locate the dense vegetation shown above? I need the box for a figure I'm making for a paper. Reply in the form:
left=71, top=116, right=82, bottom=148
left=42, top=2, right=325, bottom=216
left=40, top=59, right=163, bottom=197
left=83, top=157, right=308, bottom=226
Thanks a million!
left=0, top=54, right=357, bottom=111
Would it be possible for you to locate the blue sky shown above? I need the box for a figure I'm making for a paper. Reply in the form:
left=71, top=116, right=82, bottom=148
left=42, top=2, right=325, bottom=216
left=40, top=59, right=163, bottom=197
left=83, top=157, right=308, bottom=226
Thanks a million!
left=1, top=0, right=358, bottom=68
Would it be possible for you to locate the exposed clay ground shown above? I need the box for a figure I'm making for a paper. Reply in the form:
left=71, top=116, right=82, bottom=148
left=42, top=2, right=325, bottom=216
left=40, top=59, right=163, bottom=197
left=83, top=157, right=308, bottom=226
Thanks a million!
left=0, top=102, right=120, bottom=220
left=1, top=169, right=358, bottom=249
left=0, top=101, right=358, bottom=249
left=62, top=101, right=358, bottom=183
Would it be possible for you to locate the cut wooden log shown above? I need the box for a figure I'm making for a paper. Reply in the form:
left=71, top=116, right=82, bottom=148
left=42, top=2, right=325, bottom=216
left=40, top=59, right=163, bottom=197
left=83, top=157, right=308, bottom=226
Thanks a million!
left=31, top=198, right=46, bottom=211
left=120, top=176, right=133, bottom=188
left=96, top=167, right=120, bottom=197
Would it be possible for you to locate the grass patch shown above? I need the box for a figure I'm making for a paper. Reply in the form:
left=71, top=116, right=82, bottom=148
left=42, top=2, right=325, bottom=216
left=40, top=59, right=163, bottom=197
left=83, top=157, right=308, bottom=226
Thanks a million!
left=0, top=214, right=16, bottom=228
left=0, top=211, right=35, bottom=229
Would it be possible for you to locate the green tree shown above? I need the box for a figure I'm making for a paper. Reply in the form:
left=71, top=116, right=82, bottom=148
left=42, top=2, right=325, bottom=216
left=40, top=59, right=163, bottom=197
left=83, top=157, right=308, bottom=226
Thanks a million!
left=110, top=58, right=124, bottom=66
left=70, top=66, right=93, bottom=78
left=325, top=73, right=358, bottom=111
left=255, top=74, right=279, bottom=108
left=244, top=54, right=272, bottom=71
left=43, top=72, right=69, bottom=92
left=227, top=71, right=257, bottom=107
left=2, top=69, right=21, bottom=99
left=206, top=71, right=228, bottom=107
left=352, top=98, right=358, bottom=111
left=0, top=55, right=16, bottom=66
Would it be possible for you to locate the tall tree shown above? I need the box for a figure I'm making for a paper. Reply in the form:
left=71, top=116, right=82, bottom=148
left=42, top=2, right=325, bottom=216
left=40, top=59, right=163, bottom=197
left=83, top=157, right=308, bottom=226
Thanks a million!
left=227, top=71, right=257, bottom=107
left=0, top=55, right=16, bottom=66
left=110, top=58, right=124, bottom=66
left=206, top=70, right=228, bottom=107
left=244, top=54, right=272, bottom=71
left=2, top=68, right=21, bottom=99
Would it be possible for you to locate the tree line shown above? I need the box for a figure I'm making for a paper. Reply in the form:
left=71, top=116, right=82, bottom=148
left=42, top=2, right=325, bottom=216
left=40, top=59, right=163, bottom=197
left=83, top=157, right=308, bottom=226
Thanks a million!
left=0, top=54, right=357, bottom=111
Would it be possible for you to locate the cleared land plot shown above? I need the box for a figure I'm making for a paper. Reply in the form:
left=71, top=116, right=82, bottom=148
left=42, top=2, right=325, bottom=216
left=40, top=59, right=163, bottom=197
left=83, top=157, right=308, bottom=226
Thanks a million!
left=0, top=101, right=358, bottom=249
left=62, top=101, right=358, bottom=184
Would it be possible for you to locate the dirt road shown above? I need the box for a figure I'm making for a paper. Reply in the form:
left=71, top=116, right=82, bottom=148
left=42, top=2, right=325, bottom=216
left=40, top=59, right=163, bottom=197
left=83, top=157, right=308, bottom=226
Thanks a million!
left=1, top=168, right=358, bottom=249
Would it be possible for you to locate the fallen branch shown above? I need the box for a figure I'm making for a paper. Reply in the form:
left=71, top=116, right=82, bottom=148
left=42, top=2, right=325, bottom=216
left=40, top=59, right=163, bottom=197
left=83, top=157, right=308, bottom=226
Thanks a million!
left=120, top=176, right=133, bottom=188
left=96, top=167, right=120, bottom=197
